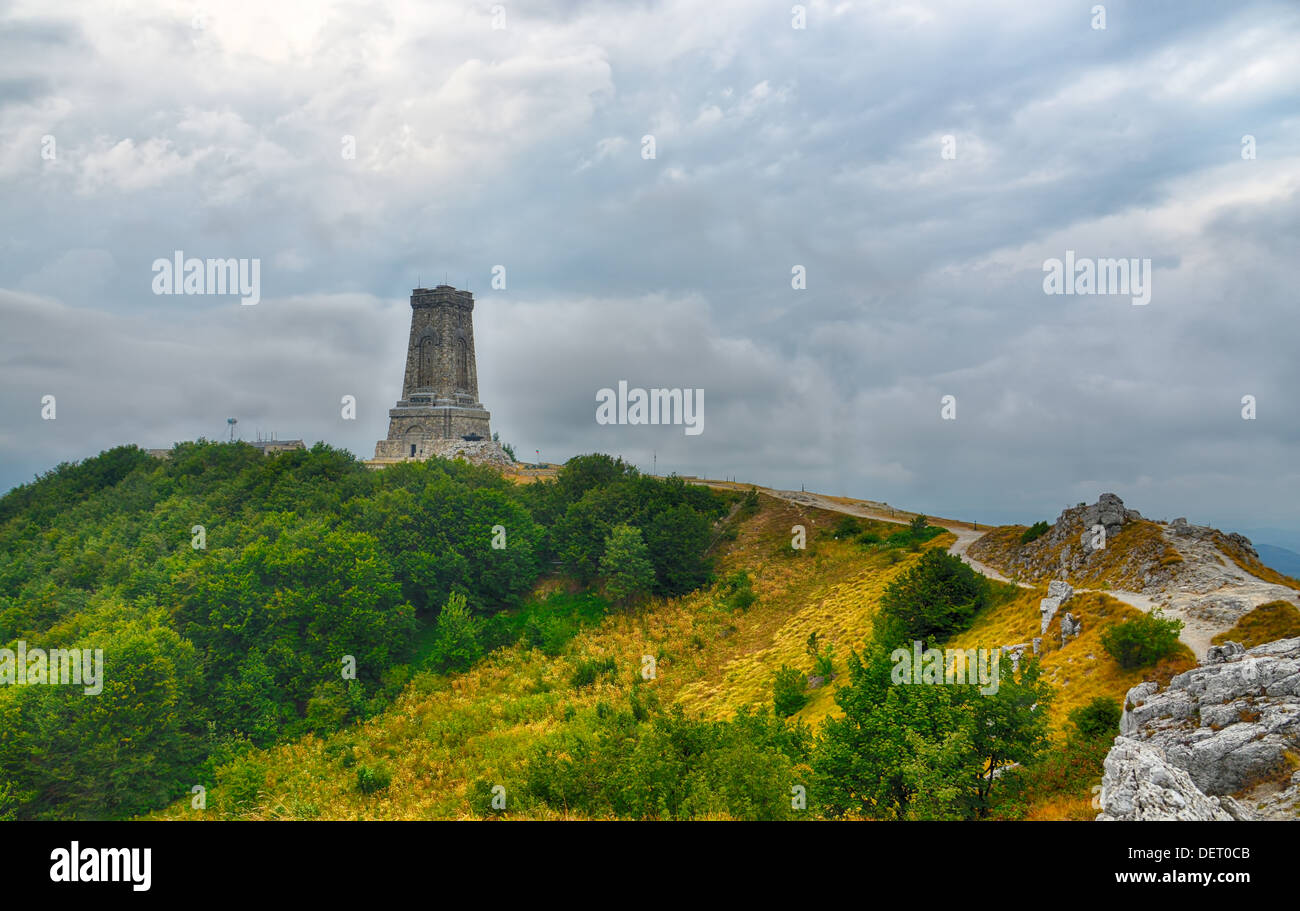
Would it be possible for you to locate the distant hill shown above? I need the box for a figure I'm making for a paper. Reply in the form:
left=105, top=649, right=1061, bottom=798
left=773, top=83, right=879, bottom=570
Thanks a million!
left=1254, top=543, right=1300, bottom=580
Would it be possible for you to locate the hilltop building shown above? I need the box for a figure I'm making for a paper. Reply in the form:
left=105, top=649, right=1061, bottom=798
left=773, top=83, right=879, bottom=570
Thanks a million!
left=372, top=284, right=511, bottom=467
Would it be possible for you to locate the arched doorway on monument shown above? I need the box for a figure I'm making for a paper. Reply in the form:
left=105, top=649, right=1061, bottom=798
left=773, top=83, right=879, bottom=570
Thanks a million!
left=403, top=427, right=424, bottom=459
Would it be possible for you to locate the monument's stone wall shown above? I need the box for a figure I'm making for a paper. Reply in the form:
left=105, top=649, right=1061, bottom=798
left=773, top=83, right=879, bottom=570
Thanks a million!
left=374, top=284, right=496, bottom=462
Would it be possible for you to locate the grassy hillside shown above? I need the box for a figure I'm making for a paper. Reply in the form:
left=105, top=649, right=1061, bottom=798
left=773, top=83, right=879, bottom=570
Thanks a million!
left=1211, top=600, right=1300, bottom=648
left=3, top=444, right=1198, bottom=821
left=971, top=519, right=1182, bottom=589
left=145, top=489, right=1173, bottom=821
left=0, top=445, right=727, bottom=820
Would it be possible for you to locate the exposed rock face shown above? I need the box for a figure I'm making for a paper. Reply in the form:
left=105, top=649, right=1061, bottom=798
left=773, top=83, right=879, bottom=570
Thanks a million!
left=423, top=439, right=515, bottom=468
left=1097, top=738, right=1234, bottom=821
left=372, top=438, right=514, bottom=469
left=1001, top=643, right=1029, bottom=671
left=1170, top=517, right=1260, bottom=561
left=1060, top=612, right=1081, bottom=644
left=971, top=493, right=1145, bottom=583
left=1039, top=580, right=1074, bottom=634
left=967, top=493, right=1299, bottom=659
left=1098, top=636, right=1300, bottom=820
left=1080, top=493, right=1138, bottom=555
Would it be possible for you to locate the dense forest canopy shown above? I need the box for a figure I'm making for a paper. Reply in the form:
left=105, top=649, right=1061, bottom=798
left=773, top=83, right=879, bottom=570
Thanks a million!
left=0, top=443, right=725, bottom=819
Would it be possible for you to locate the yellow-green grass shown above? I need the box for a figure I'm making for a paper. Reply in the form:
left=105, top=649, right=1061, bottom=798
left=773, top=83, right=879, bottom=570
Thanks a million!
left=1211, top=600, right=1300, bottom=648
left=676, top=503, right=948, bottom=726
left=147, top=493, right=917, bottom=820
left=145, top=491, right=1181, bottom=821
left=1216, top=539, right=1300, bottom=591
left=972, top=520, right=1183, bottom=590
left=945, top=589, right=1195, bottom=740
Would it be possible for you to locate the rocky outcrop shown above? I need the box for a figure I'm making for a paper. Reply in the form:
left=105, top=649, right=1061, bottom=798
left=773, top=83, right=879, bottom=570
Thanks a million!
left=1060, top=612, right=1082, bottom=644
left=1039, top=580, right=1074, bottom=634
left=969, top=493, right=1149, bottom=584
left=1097, top=738, right=1234, bottom=821
left=968, top=494, right=1300, bottom=659
left=1079, top=493, right=1140, bottom=555
left=1098, top=636, right=1300, bottom=820
left=1170, top=517, right=1260, bottom=561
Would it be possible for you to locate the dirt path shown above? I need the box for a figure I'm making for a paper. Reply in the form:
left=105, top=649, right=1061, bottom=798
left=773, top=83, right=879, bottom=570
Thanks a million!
left=696, top=480, right=1261, bottom=658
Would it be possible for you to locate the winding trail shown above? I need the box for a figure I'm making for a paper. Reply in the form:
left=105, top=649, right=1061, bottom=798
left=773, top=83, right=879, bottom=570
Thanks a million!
left=696, top=481, right=1295, bottom=659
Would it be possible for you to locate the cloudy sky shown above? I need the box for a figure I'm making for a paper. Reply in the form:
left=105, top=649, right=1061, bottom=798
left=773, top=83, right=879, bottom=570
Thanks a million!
left=2, top=0, right=1298, bottom=541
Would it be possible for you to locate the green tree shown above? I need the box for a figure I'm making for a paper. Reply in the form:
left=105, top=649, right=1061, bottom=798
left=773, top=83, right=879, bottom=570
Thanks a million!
left=969, top=658, right=1053, bottom=816
left=599, top=524, right=655, bottom=606
left=1069, top=696, right=1121, bottom=741
left=812, top=643, right=1051, bottom=819
left=1100, top=610, right=1184, bottom=669
left=813, top=645, right=968, bottom=819
left=427, top=591, right=483, bottom=673
left=875, top=548, right=989, bottom=647
left=772, top=665, right=808, bottom=717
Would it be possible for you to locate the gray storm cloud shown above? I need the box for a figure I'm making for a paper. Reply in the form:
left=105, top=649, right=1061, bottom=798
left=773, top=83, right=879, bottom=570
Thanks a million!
left=1, top=0, right=1297, bottom=535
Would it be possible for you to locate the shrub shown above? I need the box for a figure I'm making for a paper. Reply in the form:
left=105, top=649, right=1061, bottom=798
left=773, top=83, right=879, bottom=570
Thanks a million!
left=806, top=632, right=834, bottom=678
left=1100, top=611, right=1184, bottom=669
left=885, top=524, right=944, bottom=550
left=772, top=665, right=808, bottom=717
left=522, top=613, right=575, bottom=656
left=876, top=547, right=989, bottom=646
left=813, top=645, right=835, bottom=679
left=426, top=591, right=483, bottom=673
left=599, top=524, right=655, bottom=606
left=1069, top=696, right=1121, bottom=741
left=833, top=516, right=862, bottom=539
left=355, top=762, right=392, bottom=795
left=721, top=570, right=757, bottom=612
left=468, top=776, right=505, bottom=815
left=218, top=755, right=268, bottom=815
left=1020, top=521, right=1050, bottom=544
left=570, top=656, right=617, bottom=688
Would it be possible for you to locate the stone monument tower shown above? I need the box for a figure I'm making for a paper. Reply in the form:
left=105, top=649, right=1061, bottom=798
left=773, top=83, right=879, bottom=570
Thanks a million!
left=373, top=284, right=493, bottom=461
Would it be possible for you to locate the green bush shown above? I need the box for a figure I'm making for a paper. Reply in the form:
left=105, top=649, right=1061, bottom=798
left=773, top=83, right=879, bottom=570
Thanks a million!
left=599, top=524, right=655, bottom=606
left=721, top=570, right=757, bottom=612
left=886, top=525, right=943, bottom=550
left=1101, top=611, right=1184, bottom=669
left=426, top=591, right=483, bottom=673
left=1020, top=521, right=1050, bottom=544
left=876, top=547, right=989, bottom=646
left=217, top=755, right=268, bottom=815
left=1069, top=696, right=1121, bottom=741
left=772, top=665, right=808, bottom=717
left=355, top=762, right=392, bottom=795
left=523, top=703, right=808, bottom=820
left=813, top=645, right=835, bottom=679
left=570, top=656, right=617, bottom=688
left=833, top=516, right=862, bottom=539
